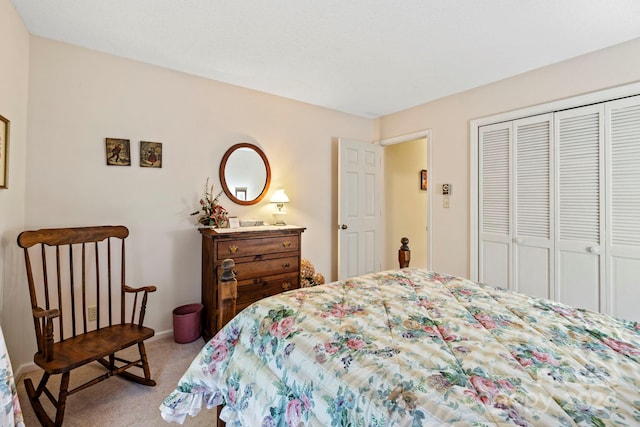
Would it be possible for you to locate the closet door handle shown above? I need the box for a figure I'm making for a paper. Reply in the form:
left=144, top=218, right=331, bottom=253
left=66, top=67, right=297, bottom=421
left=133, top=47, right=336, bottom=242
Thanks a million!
left=513, top=237, right=524, bottom=245
left=588, top=246, right=600, bottom=254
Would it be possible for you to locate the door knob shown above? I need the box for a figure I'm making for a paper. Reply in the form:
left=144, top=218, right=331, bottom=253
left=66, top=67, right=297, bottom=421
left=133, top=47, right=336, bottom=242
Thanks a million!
left=340, top=224, right=348, bottom=230
left=588, top=246, right=600, bottom=254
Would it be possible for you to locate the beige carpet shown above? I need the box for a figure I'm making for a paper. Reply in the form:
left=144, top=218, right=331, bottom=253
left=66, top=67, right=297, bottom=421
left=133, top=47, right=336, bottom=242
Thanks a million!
left=16, top=335, right=219, bottom=426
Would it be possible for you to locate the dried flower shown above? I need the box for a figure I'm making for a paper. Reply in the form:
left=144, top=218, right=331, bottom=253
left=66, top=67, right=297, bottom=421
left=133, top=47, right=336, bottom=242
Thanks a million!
left=300, top=258, right=325, bottom=287
left=191, top=178, right=229, bottom=228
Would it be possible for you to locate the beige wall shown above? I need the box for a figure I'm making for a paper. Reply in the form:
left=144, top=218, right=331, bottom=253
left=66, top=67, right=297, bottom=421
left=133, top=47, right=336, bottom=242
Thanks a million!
left=0, top=0, right=30, bottom=369
left=384, top=138, right=428, bottom=269
left=9, top=37, right=372, bottom=371
left=378, top=37, right=640, bottom=278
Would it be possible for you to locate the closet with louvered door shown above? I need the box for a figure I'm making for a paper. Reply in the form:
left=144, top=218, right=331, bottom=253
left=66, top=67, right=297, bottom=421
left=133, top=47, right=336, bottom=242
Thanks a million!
left=479, top=114, right=553, bottom=300
left=513, top=114, right=554, bottom=300
left=605, top=95, right=640, bottom=322
left=554, top=104, right=605, bottom=312
left=478, top=94, right=640, bottom=322
left=478, top=121, right=512, bottom=290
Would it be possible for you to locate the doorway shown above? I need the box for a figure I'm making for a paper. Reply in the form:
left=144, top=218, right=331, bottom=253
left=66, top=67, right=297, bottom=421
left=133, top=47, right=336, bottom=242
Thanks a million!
left=381, top=132, right=432, bottom=270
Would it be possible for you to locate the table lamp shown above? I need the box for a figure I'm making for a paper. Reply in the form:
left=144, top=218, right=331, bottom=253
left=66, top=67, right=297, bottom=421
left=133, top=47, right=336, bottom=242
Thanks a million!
left=270, top=188, right=289, bottom=225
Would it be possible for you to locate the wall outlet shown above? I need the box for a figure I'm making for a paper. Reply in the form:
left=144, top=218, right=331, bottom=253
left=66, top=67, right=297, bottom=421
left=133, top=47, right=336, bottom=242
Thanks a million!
left=88, top=305, right=97, bottom=321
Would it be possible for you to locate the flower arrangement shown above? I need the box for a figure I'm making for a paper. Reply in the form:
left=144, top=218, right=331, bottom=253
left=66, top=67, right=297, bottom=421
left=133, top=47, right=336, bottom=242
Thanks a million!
left=191, top=178, right=229, bottom=228
left=300, top=259, right=325, bottom=287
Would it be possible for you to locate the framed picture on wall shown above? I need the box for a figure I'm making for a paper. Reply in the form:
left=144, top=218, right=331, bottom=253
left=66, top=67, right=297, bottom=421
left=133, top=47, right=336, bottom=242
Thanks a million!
left=0, top=114, right=9, bottom=189
left=140, top=141, right=162, bottom=168
left=420, top=169, right=427, bottom=190
left=105, top=138, right=131, bottom=166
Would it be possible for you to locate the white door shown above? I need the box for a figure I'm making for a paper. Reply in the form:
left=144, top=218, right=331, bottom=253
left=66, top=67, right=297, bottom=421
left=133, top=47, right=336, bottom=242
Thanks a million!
left=512, top=114, right=554, bottom=299
left=479, top=114, right=554, bottom=298
left=338, top=138, right=382, bottom=280
left=554, top=104, right=605, bottom=312
left=478, top=122, right=512, bottom=289
left=605, top=95, right=640, bottom=322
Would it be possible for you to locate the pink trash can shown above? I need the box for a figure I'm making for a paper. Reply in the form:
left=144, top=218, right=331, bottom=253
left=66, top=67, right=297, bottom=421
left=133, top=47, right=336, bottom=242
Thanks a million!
left=172, top=303, right=203, bottom=343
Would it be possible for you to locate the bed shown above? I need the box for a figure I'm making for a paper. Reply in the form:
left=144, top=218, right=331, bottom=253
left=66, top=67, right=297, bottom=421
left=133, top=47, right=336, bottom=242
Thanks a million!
left=1, top=325, right=24, bottom=427
left=160, top=252, right=640, bottom=425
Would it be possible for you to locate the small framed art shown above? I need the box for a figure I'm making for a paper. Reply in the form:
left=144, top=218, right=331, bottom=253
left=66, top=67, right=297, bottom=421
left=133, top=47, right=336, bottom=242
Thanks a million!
left=420, top=169, right=427, bottom=190
left=105, top=138, right=131, bottom=166
left=140, top=141, right=162, bottom=168
left=234, top=187, right=247, bottom=201
left=0, top=114, right=9, bottom=189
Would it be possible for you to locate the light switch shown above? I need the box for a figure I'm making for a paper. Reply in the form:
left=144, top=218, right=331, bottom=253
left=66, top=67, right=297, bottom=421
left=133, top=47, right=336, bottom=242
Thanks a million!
left=443, top=197, right=450, bottom=208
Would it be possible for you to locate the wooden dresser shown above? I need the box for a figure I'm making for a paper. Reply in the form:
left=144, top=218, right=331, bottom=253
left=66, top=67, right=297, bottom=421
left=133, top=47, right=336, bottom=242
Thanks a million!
left=199, top=225, right=305, bottom=340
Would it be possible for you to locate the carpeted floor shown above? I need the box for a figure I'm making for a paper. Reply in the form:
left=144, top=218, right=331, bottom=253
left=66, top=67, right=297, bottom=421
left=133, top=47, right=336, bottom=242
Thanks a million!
left=15, top=335, right=218, bottom=426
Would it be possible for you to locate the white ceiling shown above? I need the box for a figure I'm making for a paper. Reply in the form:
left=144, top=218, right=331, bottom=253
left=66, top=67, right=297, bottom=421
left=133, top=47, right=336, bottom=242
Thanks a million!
left=11, top=0, right=640, bottom=118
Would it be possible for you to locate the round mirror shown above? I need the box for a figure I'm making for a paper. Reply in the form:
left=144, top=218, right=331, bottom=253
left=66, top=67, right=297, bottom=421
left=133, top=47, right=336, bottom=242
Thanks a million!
left=219, top=143, right=271, bottom=205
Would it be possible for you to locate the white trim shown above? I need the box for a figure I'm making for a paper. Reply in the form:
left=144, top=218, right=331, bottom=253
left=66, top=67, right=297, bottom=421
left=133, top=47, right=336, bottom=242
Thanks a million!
left=470, top=80, right=640, bottom=283
left=379, top=130, right=433, bottom=270
left=377, top=130, right=430, bottom=146
left=470, top=122, right=479, bottom=281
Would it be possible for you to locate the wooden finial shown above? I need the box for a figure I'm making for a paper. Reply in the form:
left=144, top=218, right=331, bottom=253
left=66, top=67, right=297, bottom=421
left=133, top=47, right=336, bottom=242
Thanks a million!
left=398, top=237, right=411, bottom=268
left=218, top=259, right=237, bottom=331
left=220, top=259, right=236, bottom=282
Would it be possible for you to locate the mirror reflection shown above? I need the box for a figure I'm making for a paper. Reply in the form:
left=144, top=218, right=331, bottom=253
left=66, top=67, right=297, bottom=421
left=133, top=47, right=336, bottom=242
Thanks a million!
left=219, top=143, right=271, bottom=205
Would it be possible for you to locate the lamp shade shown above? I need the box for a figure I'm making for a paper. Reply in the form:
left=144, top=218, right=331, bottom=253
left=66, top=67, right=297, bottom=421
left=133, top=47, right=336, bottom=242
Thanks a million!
left=271, top=188, right=289, bottom=225
left=270, top=189, right=290, bottom=204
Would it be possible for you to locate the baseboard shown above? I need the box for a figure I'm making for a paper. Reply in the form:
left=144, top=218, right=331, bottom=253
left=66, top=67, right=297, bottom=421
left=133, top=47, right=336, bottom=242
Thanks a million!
left=15, top=361, right=38, bottom=380
left=15, top=328, right=177, bottom=380
left=150, top=328, right=174, bottom=341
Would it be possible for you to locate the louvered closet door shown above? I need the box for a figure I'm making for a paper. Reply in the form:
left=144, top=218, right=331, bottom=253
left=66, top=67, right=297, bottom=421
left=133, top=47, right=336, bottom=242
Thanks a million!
left=479, top=122, right=512, bottom=288
left=605, top=95, right=640, bottom=322
left=554, top=104, right=605, bottom=312
left=513, top=114, right=554, bottom=299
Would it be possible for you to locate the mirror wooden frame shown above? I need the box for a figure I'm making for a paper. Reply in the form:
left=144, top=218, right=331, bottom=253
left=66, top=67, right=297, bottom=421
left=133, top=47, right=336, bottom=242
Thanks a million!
left=219, top=143, right=271, bottom=206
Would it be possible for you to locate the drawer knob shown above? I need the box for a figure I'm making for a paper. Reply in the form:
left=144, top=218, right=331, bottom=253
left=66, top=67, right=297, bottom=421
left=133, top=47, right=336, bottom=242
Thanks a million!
left=228, top=245, right=238, bottom=254
left=282, top=240, right=292, bottom=248
left=281, top=262, right=291, bottom=270
left=282, top=281, right=291, bottom=290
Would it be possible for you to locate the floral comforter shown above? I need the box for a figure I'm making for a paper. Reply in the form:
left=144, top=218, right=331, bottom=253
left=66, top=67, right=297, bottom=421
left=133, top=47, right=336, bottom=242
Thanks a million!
left=160, top=268, right=640, bottom=426
left=1, top=325, right=24, bottom=427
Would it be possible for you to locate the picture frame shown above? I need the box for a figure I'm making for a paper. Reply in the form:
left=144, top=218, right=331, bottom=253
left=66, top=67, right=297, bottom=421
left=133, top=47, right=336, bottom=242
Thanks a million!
left=234, top=186, right=247, bottom=201
left=105, top=138, right=131, bottom=166
left=0, top=115, right=9, bottom=189
left=228, top=217, right=240, bottom=229
left=140, top=141, right=162, bottom=168
left=420, top=169, right=427, bottom=190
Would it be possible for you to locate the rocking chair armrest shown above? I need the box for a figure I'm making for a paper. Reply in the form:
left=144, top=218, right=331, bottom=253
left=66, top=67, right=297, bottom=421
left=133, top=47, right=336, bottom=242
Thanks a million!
left=124, top=285, right=155, bottom=327
left=124, top=285, right=157, bottom=294
left=32, top=307, right=59, bottom=362
left=32, top=307, right=61, bottom=319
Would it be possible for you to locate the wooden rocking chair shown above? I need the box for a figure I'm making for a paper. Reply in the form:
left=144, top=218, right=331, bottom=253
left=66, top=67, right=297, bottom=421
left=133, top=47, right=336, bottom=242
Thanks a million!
left=18, top=225, right=157, bottom=426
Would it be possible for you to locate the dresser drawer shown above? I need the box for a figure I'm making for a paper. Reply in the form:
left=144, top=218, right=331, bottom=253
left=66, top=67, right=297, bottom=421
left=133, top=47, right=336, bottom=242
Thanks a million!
left=233, top=256, right=299, bottom=280
left=215, top=235, right=300, bottom=260
left=200, top=225, right=305, bottom=341
left=236, top=275, right=300, bottom=311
